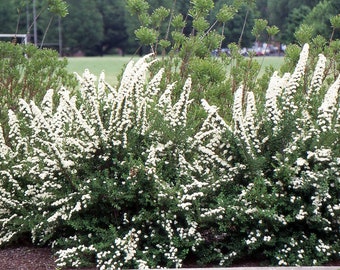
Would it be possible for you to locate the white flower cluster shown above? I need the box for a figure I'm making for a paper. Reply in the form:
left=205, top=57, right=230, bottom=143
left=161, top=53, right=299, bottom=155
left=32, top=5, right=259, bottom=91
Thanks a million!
left=97, top=226, right=153, bottom=269
left=265, top=71, right=289, bottom=131
left=232, top=86, right=255, bottom=155
left=317, top=75, right=340, bottom=131
left=309, top=54, right=326, bottom=95
left=55, top=244, right=97, bottom=268
left=281, top=44, right=309, bottom=114
left=275, top=235, right=336, bottom=266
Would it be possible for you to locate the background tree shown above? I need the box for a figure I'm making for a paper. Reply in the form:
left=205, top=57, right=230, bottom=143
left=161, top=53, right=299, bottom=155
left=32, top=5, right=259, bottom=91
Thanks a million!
left=0, top=0, right=67, bottom=45
left=266, top=0, right=320, bottom=43
left=303, top=0, right=340, bottom=41
left=225, top=4, right=256, bottom=48
left=96, top=0, right=128, bottom=55
left=61, top=0, right=104, bottom=55
left=210, top=0, right=257, bottom=48
left=2, top=0, right=335, bottom=55
left=124, top=0, right=174, bottom=55
left=0, top=1, right=18, bottom=34
left=283, top=5, right=312, bottom=43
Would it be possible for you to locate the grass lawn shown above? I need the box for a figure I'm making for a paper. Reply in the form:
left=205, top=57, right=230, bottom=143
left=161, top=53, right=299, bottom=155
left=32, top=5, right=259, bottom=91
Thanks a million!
left=66, top=55, right=138, bottom=85
left=255, top=56, right=285, bottom=71
left=66, top=55, right=285, bottom=86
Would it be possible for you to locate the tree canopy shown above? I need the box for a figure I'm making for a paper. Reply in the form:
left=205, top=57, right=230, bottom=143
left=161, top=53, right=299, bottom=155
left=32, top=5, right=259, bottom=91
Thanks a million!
left=0, top=0, right=338, bottom=55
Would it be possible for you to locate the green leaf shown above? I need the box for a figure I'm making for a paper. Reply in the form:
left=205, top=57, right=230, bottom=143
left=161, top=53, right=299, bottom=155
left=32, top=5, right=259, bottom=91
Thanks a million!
left=159, top=39, right=171, bottom=49
left=171, top=14, right=186, bottom=30
left=251, top=19, right=268, bottom=39
left=294, top=24, right=314, bottom=46
left=190, top=0, right=214, bottom=17
left=330, top=14, right=340, bottom=29
left=48, top=0, right=68, bottom=17
left=266, top=25, right=280, bottom=37
left=126, top=0, right=149, bottom=15
left=216, top=5, right=236, bottom=23
left=135, top=26, right=158, bottom=45
left=192, top=17, right=210, bottom=33
left=150, top=7, right=170, bottom=27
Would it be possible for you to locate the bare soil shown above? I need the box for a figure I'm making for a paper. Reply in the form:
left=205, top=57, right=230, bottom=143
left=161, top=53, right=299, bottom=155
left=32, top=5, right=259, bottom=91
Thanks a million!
left=0, top=245, right=96, bottom=270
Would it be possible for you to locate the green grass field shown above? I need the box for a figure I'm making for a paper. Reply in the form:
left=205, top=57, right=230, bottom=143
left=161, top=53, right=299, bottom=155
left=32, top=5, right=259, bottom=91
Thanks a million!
left=66, top=55, right=139, bottom=85
left=66, top=55, right=285, bottom=86
left=255, top=56, right=285, bottom=71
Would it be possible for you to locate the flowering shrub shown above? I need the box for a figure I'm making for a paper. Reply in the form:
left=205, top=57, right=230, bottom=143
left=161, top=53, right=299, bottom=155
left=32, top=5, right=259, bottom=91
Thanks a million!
left=0, top=42, right=77, bottom=127
left=0, top=44, right=339, bottom=268
left=203, top=44, right=340, bottom=266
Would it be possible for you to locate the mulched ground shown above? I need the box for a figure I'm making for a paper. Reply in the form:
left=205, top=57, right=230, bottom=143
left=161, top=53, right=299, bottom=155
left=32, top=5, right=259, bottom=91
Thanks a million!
left=0, top=246, right=57, bottom=270
left=0, top=245, right=96, bottom=270
left=0, top=245, right=338, bottom=270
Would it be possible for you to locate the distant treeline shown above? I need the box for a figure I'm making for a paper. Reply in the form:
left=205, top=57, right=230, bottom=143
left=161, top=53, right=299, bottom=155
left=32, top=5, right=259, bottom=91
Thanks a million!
left=0, top=0, right=339, bottom=56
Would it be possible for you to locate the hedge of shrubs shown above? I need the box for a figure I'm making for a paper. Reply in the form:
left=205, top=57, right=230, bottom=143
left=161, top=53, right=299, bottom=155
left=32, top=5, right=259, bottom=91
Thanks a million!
left=0, top=44, right=339, bottom=269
